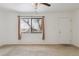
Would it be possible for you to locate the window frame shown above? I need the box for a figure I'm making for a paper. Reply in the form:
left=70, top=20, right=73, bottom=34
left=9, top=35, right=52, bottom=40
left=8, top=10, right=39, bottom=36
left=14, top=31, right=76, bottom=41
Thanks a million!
left=18, top=16, right=45, bottom=40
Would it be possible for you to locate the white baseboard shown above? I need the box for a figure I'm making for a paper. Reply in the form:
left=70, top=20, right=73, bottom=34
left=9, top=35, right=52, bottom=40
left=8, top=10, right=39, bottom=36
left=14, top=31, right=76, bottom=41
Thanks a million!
left=72, top=43, right=79, bottom=47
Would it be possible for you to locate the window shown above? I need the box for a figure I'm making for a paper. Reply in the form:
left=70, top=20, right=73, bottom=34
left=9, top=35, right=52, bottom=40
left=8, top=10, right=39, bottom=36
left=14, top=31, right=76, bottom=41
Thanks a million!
left=20, top=18, right=31, bottom=33
left=18, top=16, right=45, bottom=40
left=31, top=18, right=42, bottom=33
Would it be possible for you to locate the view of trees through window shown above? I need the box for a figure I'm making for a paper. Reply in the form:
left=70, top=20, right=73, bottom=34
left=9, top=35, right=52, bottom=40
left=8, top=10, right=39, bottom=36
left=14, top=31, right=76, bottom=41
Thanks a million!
left=20, top=16, right=43, bottom=33
left=18, top=16, right=45, bottom=40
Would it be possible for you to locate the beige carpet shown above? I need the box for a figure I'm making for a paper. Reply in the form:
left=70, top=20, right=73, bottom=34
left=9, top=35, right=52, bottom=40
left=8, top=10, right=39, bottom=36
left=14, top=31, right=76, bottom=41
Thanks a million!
left=0, top=44, right=79, bottom=56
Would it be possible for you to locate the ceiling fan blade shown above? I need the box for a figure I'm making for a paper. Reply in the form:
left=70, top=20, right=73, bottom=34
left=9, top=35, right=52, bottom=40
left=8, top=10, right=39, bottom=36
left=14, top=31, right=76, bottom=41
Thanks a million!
left=41, top=3, right=51, bottom=7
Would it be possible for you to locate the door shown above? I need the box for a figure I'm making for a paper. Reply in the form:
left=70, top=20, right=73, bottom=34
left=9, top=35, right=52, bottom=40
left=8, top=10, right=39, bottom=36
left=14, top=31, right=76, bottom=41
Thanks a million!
left=58, top=18, right=72, bottom=44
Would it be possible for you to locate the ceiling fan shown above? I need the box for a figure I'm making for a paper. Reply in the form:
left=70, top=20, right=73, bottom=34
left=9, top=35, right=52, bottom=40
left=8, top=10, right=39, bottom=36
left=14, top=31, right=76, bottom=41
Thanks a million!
left=34, top=3, right=51, bottom=9
left=33, top=3, right=51, bottom=13
left=40, top=3, right=51, bottom=7
left=34, top=3, right=51, bottom=7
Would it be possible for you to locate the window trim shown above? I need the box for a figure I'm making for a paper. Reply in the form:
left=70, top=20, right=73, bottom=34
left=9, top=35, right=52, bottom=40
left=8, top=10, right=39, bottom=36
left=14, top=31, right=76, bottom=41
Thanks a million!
left=18, top=16, right=45, bottom=40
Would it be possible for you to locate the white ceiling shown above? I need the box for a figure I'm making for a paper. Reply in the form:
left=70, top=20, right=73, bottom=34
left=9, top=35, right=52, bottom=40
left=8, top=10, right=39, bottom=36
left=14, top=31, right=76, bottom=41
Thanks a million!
left=0, top=3, right=79, bottom=12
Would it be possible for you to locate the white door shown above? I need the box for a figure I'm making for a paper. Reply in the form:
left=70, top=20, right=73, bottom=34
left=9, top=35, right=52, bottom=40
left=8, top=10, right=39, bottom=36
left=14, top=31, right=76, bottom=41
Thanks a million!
left=58, top=18, right=72, bottom=44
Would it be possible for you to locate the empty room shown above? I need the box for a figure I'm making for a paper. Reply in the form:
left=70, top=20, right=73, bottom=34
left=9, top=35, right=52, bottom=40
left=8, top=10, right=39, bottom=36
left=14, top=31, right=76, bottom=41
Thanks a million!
left=0, top=3, right=79, bottom=56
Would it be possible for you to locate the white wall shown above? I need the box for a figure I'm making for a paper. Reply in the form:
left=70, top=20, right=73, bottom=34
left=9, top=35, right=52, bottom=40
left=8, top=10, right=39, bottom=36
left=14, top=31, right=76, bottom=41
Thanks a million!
left=0, top=10, right=73, bottom=45
left=0, top=10, right=17, bottom=45
left=72, top=10, right=79, bottom=47
left=0, top=10, right=9, bottom=45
